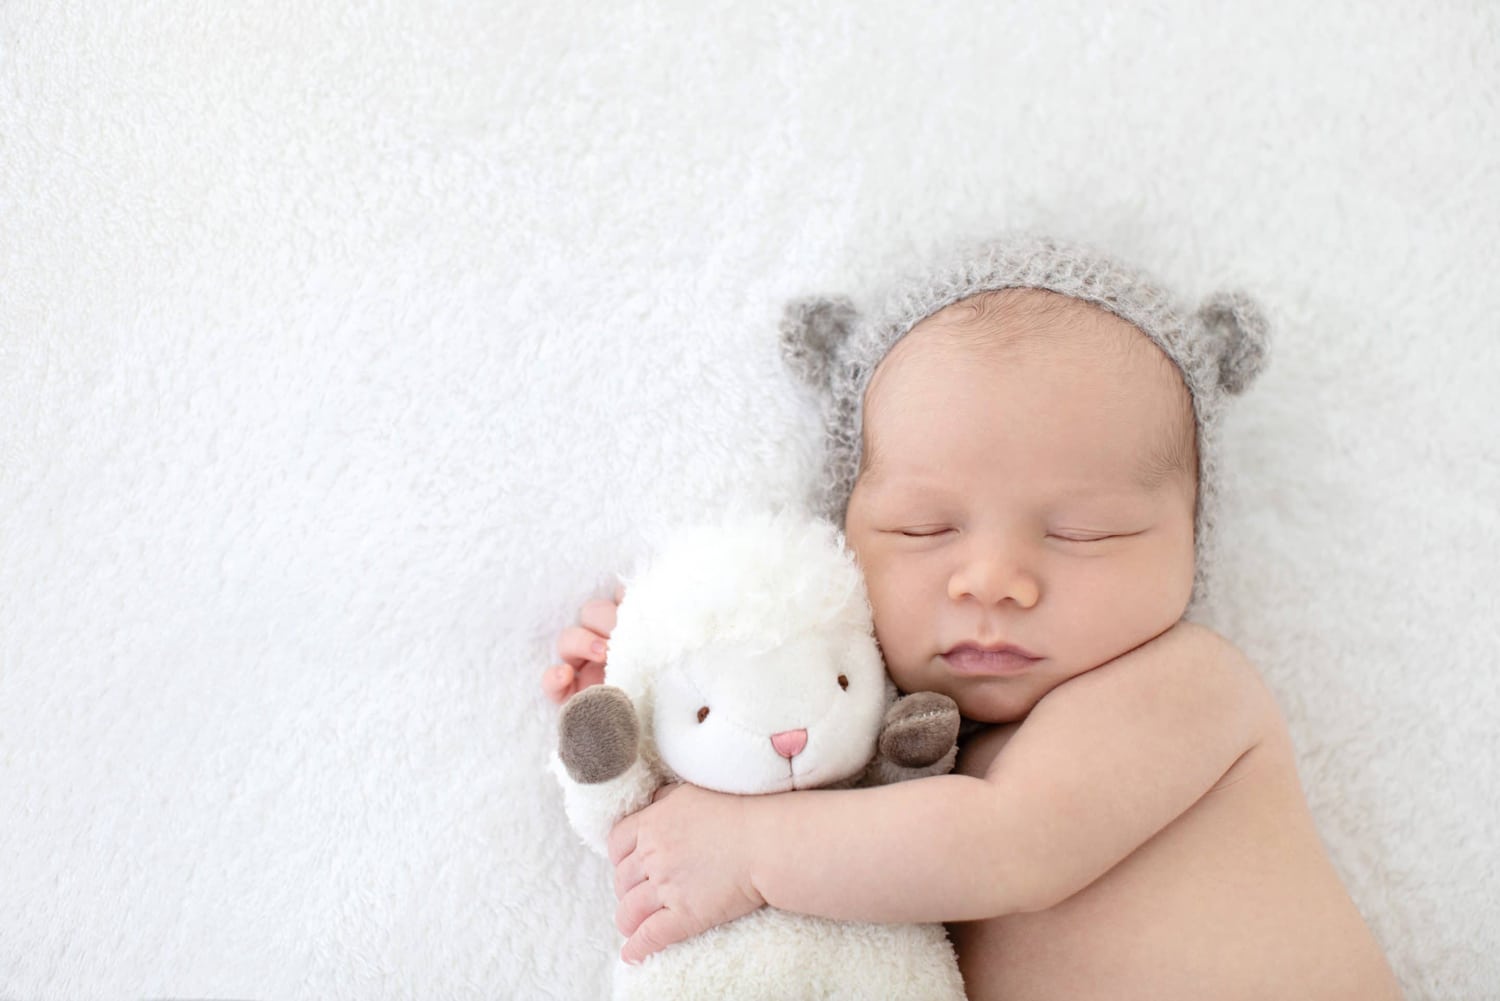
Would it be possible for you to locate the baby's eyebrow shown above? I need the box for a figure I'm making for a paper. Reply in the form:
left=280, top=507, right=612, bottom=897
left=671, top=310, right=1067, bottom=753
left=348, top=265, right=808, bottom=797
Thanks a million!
left=859, top=472, right=1149, bottom=513
left=858, top=444, right=938, bottom=498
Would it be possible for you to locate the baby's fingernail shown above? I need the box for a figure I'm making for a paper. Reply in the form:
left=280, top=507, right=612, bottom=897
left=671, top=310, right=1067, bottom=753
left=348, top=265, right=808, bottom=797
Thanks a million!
left=592, top=641, right=607, bottom=656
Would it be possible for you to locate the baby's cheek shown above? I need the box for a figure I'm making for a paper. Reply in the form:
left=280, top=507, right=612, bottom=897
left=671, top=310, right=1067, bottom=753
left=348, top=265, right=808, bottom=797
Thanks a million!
left=860, top=559, right=903, bottom=622
left=860, top=550, right=942, bottom=679
left=874, top=618, right=936, bottom=691
left=881, top=654, right=931, bottom=699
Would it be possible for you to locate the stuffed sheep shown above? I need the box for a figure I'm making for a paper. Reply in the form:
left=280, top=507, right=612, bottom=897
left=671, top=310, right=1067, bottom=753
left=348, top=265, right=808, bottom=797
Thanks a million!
left=551, top=511, right=968, bottom=1001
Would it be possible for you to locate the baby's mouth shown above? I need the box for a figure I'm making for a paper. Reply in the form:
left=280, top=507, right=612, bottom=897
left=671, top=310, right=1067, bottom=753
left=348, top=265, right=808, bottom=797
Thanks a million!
left=942, top=643, right=1041, bottom=676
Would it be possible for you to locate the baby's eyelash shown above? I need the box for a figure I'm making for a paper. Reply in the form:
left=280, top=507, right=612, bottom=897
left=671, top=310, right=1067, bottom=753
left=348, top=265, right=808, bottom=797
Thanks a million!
left=1049, top=530, right=1147, bottom=543
left=897, top=528, right=952, bottom=538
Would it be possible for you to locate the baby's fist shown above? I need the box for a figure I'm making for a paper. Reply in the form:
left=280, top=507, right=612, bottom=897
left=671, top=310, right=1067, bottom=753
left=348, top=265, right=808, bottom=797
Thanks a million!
left=541, top=586, right=624, bottom=704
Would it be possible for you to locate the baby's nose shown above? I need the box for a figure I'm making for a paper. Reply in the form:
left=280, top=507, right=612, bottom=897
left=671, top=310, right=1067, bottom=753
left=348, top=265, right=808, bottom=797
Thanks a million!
left=770, top=728, right=808, bottom=759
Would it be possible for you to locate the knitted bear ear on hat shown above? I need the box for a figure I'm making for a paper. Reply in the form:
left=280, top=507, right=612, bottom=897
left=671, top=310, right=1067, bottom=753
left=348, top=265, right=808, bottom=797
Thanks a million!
left=1196, top=291, right=1270, bottom=396
left=779, top=296, right=859, bottom=396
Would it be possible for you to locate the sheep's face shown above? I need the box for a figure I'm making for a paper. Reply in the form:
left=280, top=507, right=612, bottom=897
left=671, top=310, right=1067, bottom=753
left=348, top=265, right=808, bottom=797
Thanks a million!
left=651, top=624, right=887, bottom=794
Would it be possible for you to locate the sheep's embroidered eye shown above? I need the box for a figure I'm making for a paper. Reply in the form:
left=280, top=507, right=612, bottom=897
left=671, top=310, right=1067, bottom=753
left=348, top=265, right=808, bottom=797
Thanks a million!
left=837, top=674, right=849, bottom=690
left=696, top=706, right=710, bottom=723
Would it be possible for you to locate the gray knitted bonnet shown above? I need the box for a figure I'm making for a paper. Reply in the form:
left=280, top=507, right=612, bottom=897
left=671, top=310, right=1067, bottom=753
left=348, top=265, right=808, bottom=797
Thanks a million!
left=778, top=234, right=1270, bottom=610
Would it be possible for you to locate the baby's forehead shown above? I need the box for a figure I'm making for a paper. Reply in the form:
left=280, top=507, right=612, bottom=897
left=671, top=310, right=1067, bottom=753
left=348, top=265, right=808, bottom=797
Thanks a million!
left=861, top=289, right=1196, bottom=489
left=874, top=288, right=1173, bottom=397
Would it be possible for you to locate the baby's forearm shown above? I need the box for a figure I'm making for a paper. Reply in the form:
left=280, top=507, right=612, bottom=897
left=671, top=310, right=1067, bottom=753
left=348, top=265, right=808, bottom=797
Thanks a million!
left=743, top=623, right=1265, bottom=927
left=744, top=774, right=1019, bottom=924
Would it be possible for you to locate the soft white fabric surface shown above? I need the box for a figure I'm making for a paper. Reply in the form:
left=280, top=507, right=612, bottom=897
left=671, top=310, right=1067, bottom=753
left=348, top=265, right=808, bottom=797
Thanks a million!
left=3, top=2, right=1496, bottom=998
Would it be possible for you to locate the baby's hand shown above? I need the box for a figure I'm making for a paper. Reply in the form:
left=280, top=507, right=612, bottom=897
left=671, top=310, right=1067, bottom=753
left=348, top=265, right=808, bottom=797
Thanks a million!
left=609, top=784, right=766, bottom=964
left=541, top=584, right=624, bottom=705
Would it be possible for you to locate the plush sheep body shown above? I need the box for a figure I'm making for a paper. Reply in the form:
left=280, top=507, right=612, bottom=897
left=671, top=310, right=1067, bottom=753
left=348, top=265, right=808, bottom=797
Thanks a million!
left=615, top=908, right=963, bottom=1001
left=552, top=512, right=966, bottom=1001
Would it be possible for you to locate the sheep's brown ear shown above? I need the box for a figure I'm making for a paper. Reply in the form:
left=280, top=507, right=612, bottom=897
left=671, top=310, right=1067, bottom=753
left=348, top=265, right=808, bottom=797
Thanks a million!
left=1196, top=291, right=1270, bottom=395
left=779, top=296, right=858, bottom=395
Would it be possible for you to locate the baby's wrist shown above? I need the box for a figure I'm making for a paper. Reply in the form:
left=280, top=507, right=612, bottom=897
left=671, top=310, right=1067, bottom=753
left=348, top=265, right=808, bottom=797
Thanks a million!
left=733, top=792, right=776, bottom=910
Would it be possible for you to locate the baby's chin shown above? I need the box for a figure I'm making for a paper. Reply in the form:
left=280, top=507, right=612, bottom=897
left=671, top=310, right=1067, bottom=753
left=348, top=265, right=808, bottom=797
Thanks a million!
left=952, top=697, right=1035, bottom=726
left=916, top=675, right=1040, bottom=726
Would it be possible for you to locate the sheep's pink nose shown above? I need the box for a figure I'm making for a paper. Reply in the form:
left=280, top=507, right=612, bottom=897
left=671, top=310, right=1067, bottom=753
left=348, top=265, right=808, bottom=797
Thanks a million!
left=770, top=728, right=808, bottom=759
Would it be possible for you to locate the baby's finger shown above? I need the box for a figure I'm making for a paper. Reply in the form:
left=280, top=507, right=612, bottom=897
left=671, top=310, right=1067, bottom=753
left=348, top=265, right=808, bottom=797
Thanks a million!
left=613, top=852, right=648, bottom=901
left=620, top=909, right=684, bottom=965
left=607, top=815, right=638, bottom=866
left=571, top=659, right=606, bottom=693
left=579, top=598, right=619, bottom=638
left=557, top=625, right=608, bottom=667
left=541, top=663, right=575, bottom=703
left=614, top=879, right=660, bottom=938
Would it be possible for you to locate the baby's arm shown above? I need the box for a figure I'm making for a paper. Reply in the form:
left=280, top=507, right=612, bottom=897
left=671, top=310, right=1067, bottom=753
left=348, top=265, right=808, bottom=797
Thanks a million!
left=609, top=621, right=1275, bottom=961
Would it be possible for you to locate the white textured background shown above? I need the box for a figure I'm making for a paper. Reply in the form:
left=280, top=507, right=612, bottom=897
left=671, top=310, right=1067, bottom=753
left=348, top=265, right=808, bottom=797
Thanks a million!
left=3, top=1, right=1497, bottom=998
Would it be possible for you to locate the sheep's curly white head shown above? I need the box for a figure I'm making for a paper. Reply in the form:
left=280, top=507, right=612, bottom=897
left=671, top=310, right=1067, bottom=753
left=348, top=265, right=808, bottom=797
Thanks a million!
left=605, top=512, right=889, bottom=795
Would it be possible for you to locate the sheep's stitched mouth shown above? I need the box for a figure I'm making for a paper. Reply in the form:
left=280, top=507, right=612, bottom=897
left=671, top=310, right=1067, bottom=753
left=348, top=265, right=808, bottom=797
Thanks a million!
left=792, top=761, right=844, bottom=790
left=784, top=759, right=809, bottom=789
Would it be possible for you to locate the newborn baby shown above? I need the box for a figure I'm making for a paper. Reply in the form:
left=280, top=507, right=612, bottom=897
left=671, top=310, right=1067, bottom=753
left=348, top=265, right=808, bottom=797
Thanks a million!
left=547, top=236, right=1403, bottom=1000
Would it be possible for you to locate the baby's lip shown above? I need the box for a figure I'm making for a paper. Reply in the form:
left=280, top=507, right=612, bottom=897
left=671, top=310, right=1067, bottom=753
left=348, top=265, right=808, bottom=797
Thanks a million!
left=943, top=643, right=1042, bottom=678
left=945, top=641, right=1040, bottom=660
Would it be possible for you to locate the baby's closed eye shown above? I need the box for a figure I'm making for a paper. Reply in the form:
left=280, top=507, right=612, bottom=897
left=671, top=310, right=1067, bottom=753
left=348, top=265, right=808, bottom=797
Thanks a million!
left=1046, top=529, right=1146, bottom=543
left=895, top=526, right=954, bottom=538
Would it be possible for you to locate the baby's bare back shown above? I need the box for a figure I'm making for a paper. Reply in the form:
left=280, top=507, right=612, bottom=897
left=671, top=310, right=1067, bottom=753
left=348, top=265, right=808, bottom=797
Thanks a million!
left=950, top=702, right=1402, bottom=1000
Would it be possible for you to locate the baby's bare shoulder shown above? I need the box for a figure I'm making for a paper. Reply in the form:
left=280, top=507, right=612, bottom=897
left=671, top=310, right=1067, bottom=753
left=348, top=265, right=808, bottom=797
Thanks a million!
left=1054, top=621, right=1279, bottom=738
left=1121, top=620, right=1263, bottom=687
left=1161, top=621, right=1277, bottom=707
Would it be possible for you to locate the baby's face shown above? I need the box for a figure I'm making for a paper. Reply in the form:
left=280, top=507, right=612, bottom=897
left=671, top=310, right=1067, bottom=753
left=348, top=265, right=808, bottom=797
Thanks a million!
left=844, top=291, right=1197, bottom=724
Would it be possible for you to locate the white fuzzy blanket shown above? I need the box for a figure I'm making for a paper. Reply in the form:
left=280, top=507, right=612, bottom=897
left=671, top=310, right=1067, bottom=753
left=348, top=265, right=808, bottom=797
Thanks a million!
left=2, top=1, right=1496, bottom=998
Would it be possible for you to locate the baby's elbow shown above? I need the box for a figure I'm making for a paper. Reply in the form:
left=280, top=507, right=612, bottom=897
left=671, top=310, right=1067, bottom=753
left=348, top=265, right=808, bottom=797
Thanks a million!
left=980, top=835, right=1109, bottom=916
left=968, top=854, right=1078, bottom=918
left=1001, top=871, right=1083, bottom=916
